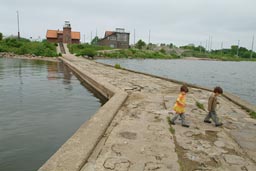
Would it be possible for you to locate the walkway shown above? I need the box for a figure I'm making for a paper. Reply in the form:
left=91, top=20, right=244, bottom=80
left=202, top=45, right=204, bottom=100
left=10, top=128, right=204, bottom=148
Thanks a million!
left=42, top=54, right=256, bottom=171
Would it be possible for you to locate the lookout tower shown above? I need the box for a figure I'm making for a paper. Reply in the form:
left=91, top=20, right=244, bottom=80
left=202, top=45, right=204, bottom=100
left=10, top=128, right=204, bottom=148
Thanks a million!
left=63, top=21, right=72, bottom=44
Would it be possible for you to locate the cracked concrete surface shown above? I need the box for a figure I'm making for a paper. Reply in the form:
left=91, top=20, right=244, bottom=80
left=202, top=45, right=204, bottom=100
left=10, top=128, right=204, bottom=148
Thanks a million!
left=62, top=55, right=256, bottom=171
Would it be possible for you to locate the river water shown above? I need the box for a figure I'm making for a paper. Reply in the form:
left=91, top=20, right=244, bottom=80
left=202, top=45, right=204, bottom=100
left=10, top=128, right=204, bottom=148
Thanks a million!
left=97, top=59, right=256, bottom=105
left=0, top=58, right=102, bottom=171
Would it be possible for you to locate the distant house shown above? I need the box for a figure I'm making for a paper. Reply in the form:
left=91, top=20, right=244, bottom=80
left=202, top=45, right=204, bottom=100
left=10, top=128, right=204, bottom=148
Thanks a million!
left=46, top=21, right=80, bottom=44
left=98, top=28, right=130, bottom=49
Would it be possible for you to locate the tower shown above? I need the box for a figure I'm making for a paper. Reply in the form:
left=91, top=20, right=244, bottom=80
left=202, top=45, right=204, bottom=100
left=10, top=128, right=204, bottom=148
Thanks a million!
left=63, top=21, right=71, bottom=44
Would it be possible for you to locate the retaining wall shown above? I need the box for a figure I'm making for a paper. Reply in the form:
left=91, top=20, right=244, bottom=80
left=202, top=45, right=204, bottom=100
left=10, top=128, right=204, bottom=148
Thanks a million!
left=38, top=57, right=128, bottom=171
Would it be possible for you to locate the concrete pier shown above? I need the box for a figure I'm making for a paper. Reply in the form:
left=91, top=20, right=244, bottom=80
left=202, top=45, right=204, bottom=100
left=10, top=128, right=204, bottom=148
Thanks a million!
left=39, top=55, right=256, bottom=171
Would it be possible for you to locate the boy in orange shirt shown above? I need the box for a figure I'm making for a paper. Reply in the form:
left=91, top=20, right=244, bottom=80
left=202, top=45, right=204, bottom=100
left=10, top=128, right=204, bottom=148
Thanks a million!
left=170, top=85, right=189, bottom=127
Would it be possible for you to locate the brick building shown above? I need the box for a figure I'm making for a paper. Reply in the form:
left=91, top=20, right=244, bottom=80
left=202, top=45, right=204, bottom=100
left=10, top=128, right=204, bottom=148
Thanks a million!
left=98, top=28, right=130, bottom=49
left=46, top=21, right=80, bottom=44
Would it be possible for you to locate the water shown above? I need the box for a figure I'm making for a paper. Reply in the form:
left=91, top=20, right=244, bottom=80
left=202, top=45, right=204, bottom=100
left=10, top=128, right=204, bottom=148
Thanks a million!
left=0, top=58, right=103, bottom=171
left=96, top=59, right=256, bottom=105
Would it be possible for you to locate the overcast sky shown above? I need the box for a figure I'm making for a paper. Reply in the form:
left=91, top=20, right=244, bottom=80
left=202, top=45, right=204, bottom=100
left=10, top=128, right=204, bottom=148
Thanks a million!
left=1, top=0, right=255, bottom=50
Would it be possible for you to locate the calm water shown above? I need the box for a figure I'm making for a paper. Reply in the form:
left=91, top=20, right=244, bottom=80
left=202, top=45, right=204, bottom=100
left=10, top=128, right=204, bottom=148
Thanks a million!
left=97, top=59, right=256, bottom=105
left=0, top=58, right=103, bottom=171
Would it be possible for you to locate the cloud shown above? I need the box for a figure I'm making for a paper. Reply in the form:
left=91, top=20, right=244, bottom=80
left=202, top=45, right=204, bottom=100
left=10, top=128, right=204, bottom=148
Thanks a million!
left=0, top=0, right=255, bottom=49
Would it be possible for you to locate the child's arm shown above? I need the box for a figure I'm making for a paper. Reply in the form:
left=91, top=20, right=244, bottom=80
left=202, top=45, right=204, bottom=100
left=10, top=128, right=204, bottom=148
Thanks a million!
left=176, top=95, right=185, bottom=107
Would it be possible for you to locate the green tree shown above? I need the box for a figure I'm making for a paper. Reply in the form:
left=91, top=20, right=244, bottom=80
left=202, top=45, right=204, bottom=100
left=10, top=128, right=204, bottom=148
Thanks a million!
left=0, top=32, right=3, bottom=41
left=91, top=36, right=99, bottom=45
left=135, top=39, right=146, bottom=49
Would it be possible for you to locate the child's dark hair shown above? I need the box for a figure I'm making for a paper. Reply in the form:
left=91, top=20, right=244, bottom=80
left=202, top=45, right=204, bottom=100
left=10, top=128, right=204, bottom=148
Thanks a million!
left=180, top=85, right=189, bottom=93
left=213, top=86, right=223, bottom=94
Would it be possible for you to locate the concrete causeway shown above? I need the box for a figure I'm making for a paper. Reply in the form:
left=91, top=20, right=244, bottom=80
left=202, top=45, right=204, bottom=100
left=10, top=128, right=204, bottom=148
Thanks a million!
left=39, top=54, right=256, bottom=171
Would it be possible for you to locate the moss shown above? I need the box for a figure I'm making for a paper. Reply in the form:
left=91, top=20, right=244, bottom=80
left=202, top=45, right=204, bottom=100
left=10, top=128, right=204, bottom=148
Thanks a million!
left=195, top=101, right=206, bottom=111
left=249, top=111, right=256, bottom=119
left=167, top=116, right=175, bottom=134
left=114, top=63, right=121, bottom=69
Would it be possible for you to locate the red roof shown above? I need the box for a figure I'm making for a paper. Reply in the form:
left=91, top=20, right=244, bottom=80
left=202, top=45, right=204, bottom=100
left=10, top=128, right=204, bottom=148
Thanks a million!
left=46, top=30, right=80, bottom=40
left=46, top=30, right=58, bottom=38
left=105, top=31, right=114, bottom=37
left=71, top=32, right=80, bottom=40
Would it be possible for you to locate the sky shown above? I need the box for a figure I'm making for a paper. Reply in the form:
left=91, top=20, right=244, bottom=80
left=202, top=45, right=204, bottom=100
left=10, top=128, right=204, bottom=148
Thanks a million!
left=1, top=0, right=256, bottom=50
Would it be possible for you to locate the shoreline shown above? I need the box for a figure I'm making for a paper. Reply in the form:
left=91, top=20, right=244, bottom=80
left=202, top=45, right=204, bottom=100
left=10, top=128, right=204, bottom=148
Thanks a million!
left=0, top=52, right=59, bottom=62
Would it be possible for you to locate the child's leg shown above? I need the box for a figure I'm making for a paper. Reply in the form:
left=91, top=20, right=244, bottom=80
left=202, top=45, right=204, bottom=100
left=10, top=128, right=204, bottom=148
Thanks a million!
left=170, top=113, right=180, bottom=125
left=204, top=112, right=212, bottom=123
left=180, top=114, right=189, bottom=127
left=211, top=111, right=222, bottom=126
left=171, top=114, right=179, bottom=123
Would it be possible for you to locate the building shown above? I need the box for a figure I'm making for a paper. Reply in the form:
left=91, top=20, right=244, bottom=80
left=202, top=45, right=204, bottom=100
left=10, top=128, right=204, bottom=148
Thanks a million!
left=98, top=28, right=130, bottom=49
left=46, top=21, right=80, bottom=44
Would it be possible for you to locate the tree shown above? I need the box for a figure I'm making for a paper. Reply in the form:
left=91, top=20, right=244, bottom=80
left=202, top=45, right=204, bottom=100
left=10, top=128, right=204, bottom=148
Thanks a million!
left=91, top=36, right=99, bottom=45
left=0, top=32, right=3, bottom=41
left=135, top=39, right=146, bottom=49
left=169, top=43, right=174, bottom=48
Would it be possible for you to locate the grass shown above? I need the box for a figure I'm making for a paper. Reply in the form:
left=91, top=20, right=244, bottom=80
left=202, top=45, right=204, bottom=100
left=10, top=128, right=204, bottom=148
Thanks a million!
left=114, top=63, right=121, bottom=69
left=249, top=111, right=256, bottom=119
left=195, top=101, right=206, bottom=111
left=167, top=116, right=175, bottom=134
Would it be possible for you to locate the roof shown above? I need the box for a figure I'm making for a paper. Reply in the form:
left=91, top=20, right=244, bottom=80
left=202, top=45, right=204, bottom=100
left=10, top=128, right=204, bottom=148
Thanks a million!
left=46, top=30, right=80, bottom=40
left=46, top=30, right=58, bottom=38
left=71, top=32, right=80, bottom=40
left=105, top=31, right=114, bottom=37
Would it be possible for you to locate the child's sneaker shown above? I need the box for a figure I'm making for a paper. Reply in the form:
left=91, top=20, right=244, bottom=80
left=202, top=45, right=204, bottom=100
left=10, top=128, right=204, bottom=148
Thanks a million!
left=215, top=123, right=223, bottom=127
left=204, top=120, right=212, bottom=123
left=182, top=124, right=190, bottom=128
left=170, top=120, right=175, bottom=125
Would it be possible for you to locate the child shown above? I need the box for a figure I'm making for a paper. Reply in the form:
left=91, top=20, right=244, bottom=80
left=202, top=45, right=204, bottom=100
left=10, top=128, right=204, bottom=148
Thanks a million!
left=170, top=85, right=189, bottom=127
left=204, top=86, right=223, bottom=127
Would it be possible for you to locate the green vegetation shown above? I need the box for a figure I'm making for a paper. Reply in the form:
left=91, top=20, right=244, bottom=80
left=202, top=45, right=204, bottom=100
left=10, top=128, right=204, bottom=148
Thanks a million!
left=180, top=44, right=256, bottom=61
left=0, top=36, right=58, bottom=57
left=135, top=39, right=146, bottom=49
left=114, top=63, right=121, bottom=69
left=167, top=116, right=175, bottom=134
left=91, top=36, right=99, bottom=45
left=67, top=38, right=256, bottom=61
left=100, top=48, right=178, bottom=59
left=68, top=43, right=111, bottom=57
left=249, top=111, right=256, bottom=119
left=195, top=101, right=206, bottom=111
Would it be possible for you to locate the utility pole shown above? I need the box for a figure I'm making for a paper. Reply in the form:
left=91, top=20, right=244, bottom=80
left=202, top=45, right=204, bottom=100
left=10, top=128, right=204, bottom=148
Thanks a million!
left=221, top=41, right=223, bottom=55
left=90, top=31, right=92, bottom=43
left=83, top=34, right=85, bottom=43
left=199, top=42, right=202, bottom=53
left=133, top=29, right=136, bottom=45
left=205, top=40, right=208, bottom=54
left=210, top=36, right=213, bottom=51
left=208, top=35, right=211, bottom=52
left=16, top=10, right=20, bottom=39
left=237, top=40, right=240, bottom=57
left=251, top=35, right=254, bottom=59
left=148, top=29, right=151, bottom=44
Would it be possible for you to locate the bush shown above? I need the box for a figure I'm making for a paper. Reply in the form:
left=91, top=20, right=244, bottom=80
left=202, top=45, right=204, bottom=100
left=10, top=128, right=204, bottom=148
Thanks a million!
left=0, top=38, right=58, bottom=57
left=80, top=48, right=97, bottom=57
left=114, top=63, right=121, bottom=69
